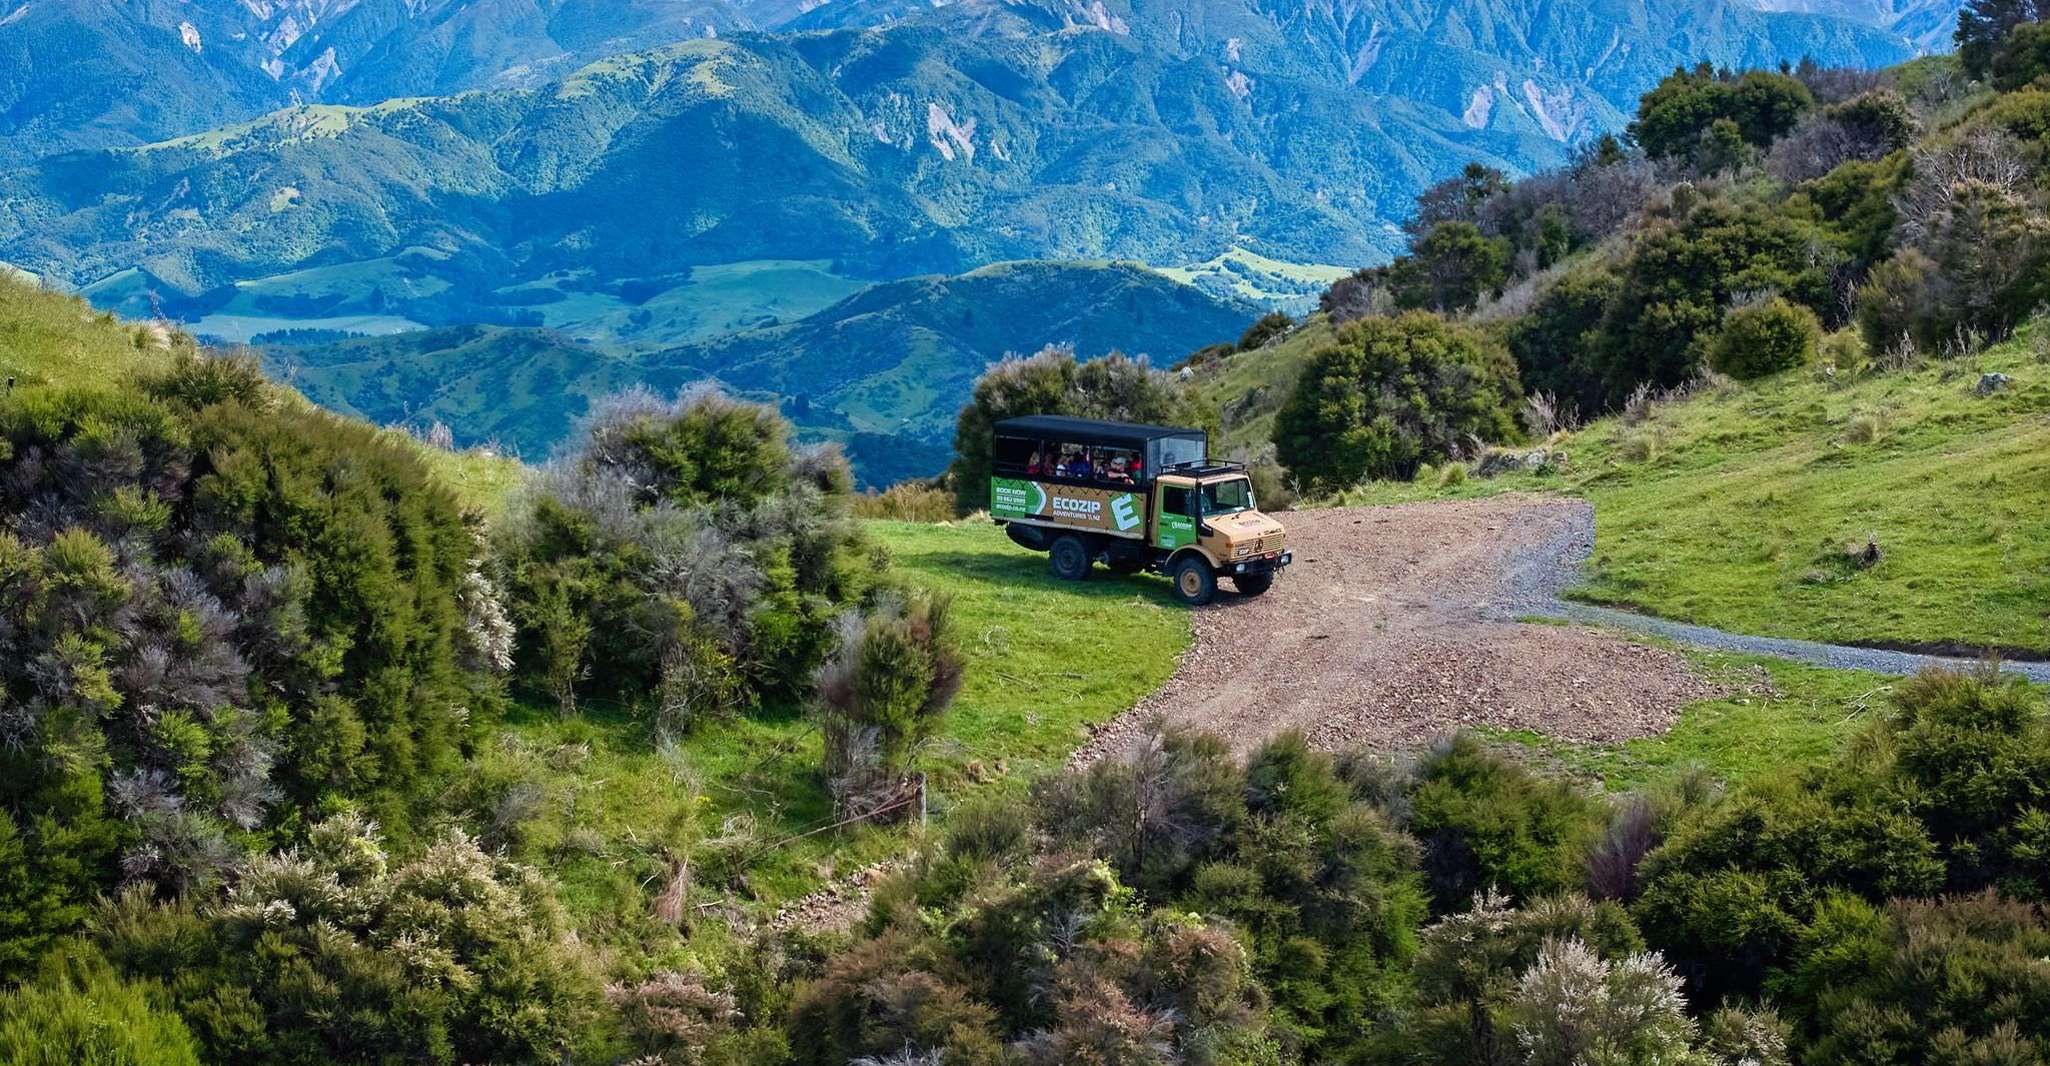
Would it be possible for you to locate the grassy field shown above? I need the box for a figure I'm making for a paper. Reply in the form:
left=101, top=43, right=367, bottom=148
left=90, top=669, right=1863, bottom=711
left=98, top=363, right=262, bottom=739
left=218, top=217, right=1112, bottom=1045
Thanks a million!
left=483, top=517, right=1193, bottom=922
left=1489, top=649, right=1903, bottom=792
left=1319, top=333, right=2050, bottom=654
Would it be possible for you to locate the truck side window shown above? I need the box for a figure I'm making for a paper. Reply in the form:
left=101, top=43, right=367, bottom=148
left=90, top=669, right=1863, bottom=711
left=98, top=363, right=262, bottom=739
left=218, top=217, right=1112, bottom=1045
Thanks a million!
left=992, top=435, right=1038, bottom=476
left=1161, top=486, right=1191, bottom=517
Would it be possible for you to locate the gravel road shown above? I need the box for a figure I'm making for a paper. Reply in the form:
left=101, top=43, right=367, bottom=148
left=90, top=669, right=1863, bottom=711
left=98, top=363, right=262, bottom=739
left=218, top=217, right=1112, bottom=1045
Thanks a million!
left=1074, top=495, right=2049, bottom=765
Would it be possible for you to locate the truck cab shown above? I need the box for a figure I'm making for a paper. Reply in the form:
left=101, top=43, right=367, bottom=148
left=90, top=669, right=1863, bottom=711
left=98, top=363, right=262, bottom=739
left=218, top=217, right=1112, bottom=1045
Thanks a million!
left=987, top=415, right=1292, bottom=605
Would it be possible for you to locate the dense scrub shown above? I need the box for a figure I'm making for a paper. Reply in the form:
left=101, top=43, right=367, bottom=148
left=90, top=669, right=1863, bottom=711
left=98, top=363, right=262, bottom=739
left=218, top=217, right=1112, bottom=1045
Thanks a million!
left=499, top=388, right=874, bottom=725
left=1273, top=313, right=1522, bottom=491
left=0, top=355, right=494, bottom=975
left=1257, top=41, right=2050, bottom=498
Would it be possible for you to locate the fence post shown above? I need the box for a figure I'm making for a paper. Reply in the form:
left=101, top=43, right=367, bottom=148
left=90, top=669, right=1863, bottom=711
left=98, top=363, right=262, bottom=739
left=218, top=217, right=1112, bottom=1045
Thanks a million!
left=918, top=773, right=928, bottom=829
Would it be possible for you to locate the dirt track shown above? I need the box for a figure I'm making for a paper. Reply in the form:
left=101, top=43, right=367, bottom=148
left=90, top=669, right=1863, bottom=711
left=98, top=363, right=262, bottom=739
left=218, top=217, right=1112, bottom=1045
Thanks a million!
left=1072, top=496, right=1724, bottom=764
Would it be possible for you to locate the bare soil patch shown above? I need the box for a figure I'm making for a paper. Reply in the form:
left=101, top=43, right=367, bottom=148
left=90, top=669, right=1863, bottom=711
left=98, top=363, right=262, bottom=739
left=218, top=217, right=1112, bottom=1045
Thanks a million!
left=1073, top=496, right=1722, bottom=764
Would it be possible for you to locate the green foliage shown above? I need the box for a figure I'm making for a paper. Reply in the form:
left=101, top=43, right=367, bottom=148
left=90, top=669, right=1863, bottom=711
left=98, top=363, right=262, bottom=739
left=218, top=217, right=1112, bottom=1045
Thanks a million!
left=947, top=345, right=1214, bottom=512
left=1773, top=892, right=2050, bottom=1064
left=1273, top=312, right=1521, bottom=492
left=1993, top=21, right=2050, bottom=90
left=1709, top=297, right=1822, bottom=380
left=1507, top=263, right=1626, bottom=416
left=1958, top=0, right=2044, bottom=77
left=1407, top=736, right=1604, bottom=914
left=1887, top=671, right=2050, bottom=899
left=95, top=813, right=606, bottom=1064
left=1388, top=222, right=1512, bottom=312
left=502, top=389, right=869, bottom=719
left=1237, top=311, right=1296, bottom=352
left=1630, top=65, right=1815, bottom=164
left=1595, top=201, right=1840, bottom=404
left=0, top=941, right=202, bottom=1066
left=0, top=355, right=488, bottom=968
left=814, top=593, right=965, bottom=814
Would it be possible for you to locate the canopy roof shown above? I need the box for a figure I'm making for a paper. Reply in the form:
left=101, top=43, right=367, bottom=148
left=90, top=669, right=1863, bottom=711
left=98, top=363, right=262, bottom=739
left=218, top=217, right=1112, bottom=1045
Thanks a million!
left=994, top=414, right=1205, bottom=445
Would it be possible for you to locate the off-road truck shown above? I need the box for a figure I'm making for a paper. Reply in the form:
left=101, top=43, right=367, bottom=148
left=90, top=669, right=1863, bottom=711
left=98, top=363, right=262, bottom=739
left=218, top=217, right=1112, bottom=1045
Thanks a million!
left=987, top=415, right=1292, bottom=606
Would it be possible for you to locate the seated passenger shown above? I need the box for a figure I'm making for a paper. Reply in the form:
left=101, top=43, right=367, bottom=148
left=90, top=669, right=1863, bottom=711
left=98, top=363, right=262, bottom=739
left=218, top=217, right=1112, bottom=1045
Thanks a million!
left=1068, top=455, right=1093, bottom=480
left=1106, top=456, right=1134, bottom=483
left=1026, top=450, right=1045, bottom=475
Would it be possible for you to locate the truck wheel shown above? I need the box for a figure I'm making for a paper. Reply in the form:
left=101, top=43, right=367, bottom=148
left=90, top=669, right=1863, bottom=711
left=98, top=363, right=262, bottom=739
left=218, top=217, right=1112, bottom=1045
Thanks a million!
left=1049, top=535, right=1092, bottom=581
left=1236, top=572, right=1274, bottom=597
left=1171, top=556, right=1217, bottom=606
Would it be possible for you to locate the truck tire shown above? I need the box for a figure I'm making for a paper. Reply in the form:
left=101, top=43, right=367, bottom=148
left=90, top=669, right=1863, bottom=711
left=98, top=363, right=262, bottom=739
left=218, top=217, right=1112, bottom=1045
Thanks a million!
left=1236, top=572, right=1274, bottom=597
left=1170, top=556, right=1217, bottom=606
left=1049, top=535, right=1092, bottom=581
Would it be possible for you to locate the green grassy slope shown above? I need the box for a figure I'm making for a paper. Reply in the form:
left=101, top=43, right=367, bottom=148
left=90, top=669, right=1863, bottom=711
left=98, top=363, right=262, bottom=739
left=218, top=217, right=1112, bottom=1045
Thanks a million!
left=1318, top=333, right=2050, bottom=654
left=0, top=274, right=525, bottom=513
left=482, top=518, right=1192, bottom=914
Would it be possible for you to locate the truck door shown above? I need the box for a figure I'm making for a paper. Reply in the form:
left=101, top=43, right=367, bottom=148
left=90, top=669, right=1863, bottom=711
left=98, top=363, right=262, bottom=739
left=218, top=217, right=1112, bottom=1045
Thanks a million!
left=1154, top=484, right=1197, bottom=550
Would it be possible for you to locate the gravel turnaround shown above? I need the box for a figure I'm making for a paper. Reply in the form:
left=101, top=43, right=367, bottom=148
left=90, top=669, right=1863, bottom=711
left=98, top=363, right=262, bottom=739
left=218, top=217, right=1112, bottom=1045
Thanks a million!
left=1518, top=502, right=2050, bottom=684
left=1075, top=494, right=2048, bottom=766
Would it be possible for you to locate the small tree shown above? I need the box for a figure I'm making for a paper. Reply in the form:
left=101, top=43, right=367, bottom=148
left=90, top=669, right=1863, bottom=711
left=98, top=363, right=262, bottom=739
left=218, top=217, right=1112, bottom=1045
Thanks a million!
left=1709, top=298, right=1821, bottom=380
left=1273, top=313, right=1521, bottom=493
left=814, top=594, right=964, bottom=819
left=1389, top=222, right=1512, bottom=312
left=0, top=943, right=201, bottom=1066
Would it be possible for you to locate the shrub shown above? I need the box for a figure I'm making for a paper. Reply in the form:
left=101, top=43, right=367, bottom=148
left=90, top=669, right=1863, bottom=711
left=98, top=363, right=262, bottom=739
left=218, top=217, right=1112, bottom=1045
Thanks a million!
left=1887, top=670, right=2050, bottom=899
left=1709, top=298, right=1822, bottom=380
left=1594, top=202, right=1841, bottom=405
left=1773, top=891, right=2050, bottom=1063
left=946, top=346, right=1211, bottom=513
left=1405, top=737, right=1603, bottom=914
left=95, top=813, right=605, bottom=1064
left=1509, top=938, right=1699, bottom=1066
left=1388, top=222, right=1512, bottom=312
left=1273, top=313, right=1521, bottom=492
left=1630, top=65, right=1814, bottom=164
left=851, top=482, right=956, bottom=523
left=0, top=941, right=202, bottom=1066
left=1409, top=891, right=1645, bottom=1064
left=0, top=356, right=489, bottom=950
left=502, top=389, right=869, bottom=718
left=813, top=593, right=964, bottom=819
left=1237, top=312, right=1295, bottom=351
left=1505, top=266, right=1623, bottom=417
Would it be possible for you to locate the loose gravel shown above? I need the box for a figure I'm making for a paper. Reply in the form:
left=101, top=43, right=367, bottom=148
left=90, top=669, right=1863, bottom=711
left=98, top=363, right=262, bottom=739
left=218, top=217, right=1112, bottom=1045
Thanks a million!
left=1072, top=496, right=1723, bottom=764
left=1076, top=495, right=2049, bottom=766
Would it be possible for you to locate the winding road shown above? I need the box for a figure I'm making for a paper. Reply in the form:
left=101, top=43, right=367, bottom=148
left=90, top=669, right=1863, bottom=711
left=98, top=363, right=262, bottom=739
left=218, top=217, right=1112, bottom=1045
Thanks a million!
left=1074, top=495, right=2048, bottom=764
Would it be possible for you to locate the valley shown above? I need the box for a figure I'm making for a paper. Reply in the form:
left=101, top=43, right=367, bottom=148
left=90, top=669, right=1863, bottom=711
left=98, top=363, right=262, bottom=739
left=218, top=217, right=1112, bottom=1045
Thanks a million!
left=0, top=0, right=1943, bottom=478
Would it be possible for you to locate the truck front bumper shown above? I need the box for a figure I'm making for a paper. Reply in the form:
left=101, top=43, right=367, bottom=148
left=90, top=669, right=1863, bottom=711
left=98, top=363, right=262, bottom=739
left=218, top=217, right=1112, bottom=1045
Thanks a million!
left=1228, top=551, right=1292, bottom=576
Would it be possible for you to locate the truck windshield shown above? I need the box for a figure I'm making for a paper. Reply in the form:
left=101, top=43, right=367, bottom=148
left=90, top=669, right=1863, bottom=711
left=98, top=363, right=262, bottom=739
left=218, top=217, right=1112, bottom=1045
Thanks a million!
left=1198, top=478, right=1254, bottom=516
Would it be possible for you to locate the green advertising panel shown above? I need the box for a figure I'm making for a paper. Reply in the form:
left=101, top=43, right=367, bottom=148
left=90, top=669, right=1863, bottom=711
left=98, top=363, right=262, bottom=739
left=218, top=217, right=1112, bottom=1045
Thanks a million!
left=991, top=478, right=1144, bottom=538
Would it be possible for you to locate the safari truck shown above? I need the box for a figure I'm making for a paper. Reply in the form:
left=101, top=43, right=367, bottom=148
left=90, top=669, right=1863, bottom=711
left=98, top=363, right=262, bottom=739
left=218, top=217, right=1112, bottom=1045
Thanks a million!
left=988, top=415, right=1292, bottom=606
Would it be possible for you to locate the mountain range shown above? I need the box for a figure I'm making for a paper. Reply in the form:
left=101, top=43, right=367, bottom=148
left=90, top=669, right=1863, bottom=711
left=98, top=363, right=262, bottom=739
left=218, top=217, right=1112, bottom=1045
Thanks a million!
left=0, top=0, right=1941, bottom=475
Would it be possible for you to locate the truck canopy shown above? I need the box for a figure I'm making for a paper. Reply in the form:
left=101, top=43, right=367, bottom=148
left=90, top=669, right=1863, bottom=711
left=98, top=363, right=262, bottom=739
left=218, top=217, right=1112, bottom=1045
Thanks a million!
left=993, top=416, right=1208, bottom=486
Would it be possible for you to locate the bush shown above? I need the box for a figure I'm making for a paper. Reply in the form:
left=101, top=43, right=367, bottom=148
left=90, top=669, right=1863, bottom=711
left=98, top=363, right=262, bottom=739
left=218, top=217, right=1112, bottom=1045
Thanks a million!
left=1630, top=65, right=1814, bottom=164
left=1237, top=312, right=1295, bottom=351
left=1887, top=670, right=2050, bottom=899
left=0, top=356, right=491, bottom=960
left=0, top=941, right=202, bottom=1066
left=1273, top=312, right=1521, bottom=493
left=1594, top=201, right=1840, bottom=405
left=502, top=389, right=870, bottom=719
left=1773, top=892, right=2050, bottom=1063
left=1388, top=222, right=1512, bottom=312
left=946, top=346, right=1212, bottom=513
left=1994, top=21, right=2050, bottom=90
left=1506, top=264, right=1624, bottom=417
left=851, top=482, right=957, bottom=523
left=1405, top=737, right=1603, bottom=915
left=813, top=593, right=964, bottom=819
left=95, top=814, right=604, bottom=1064
left=1709, top=298, right=1822, bottom=380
